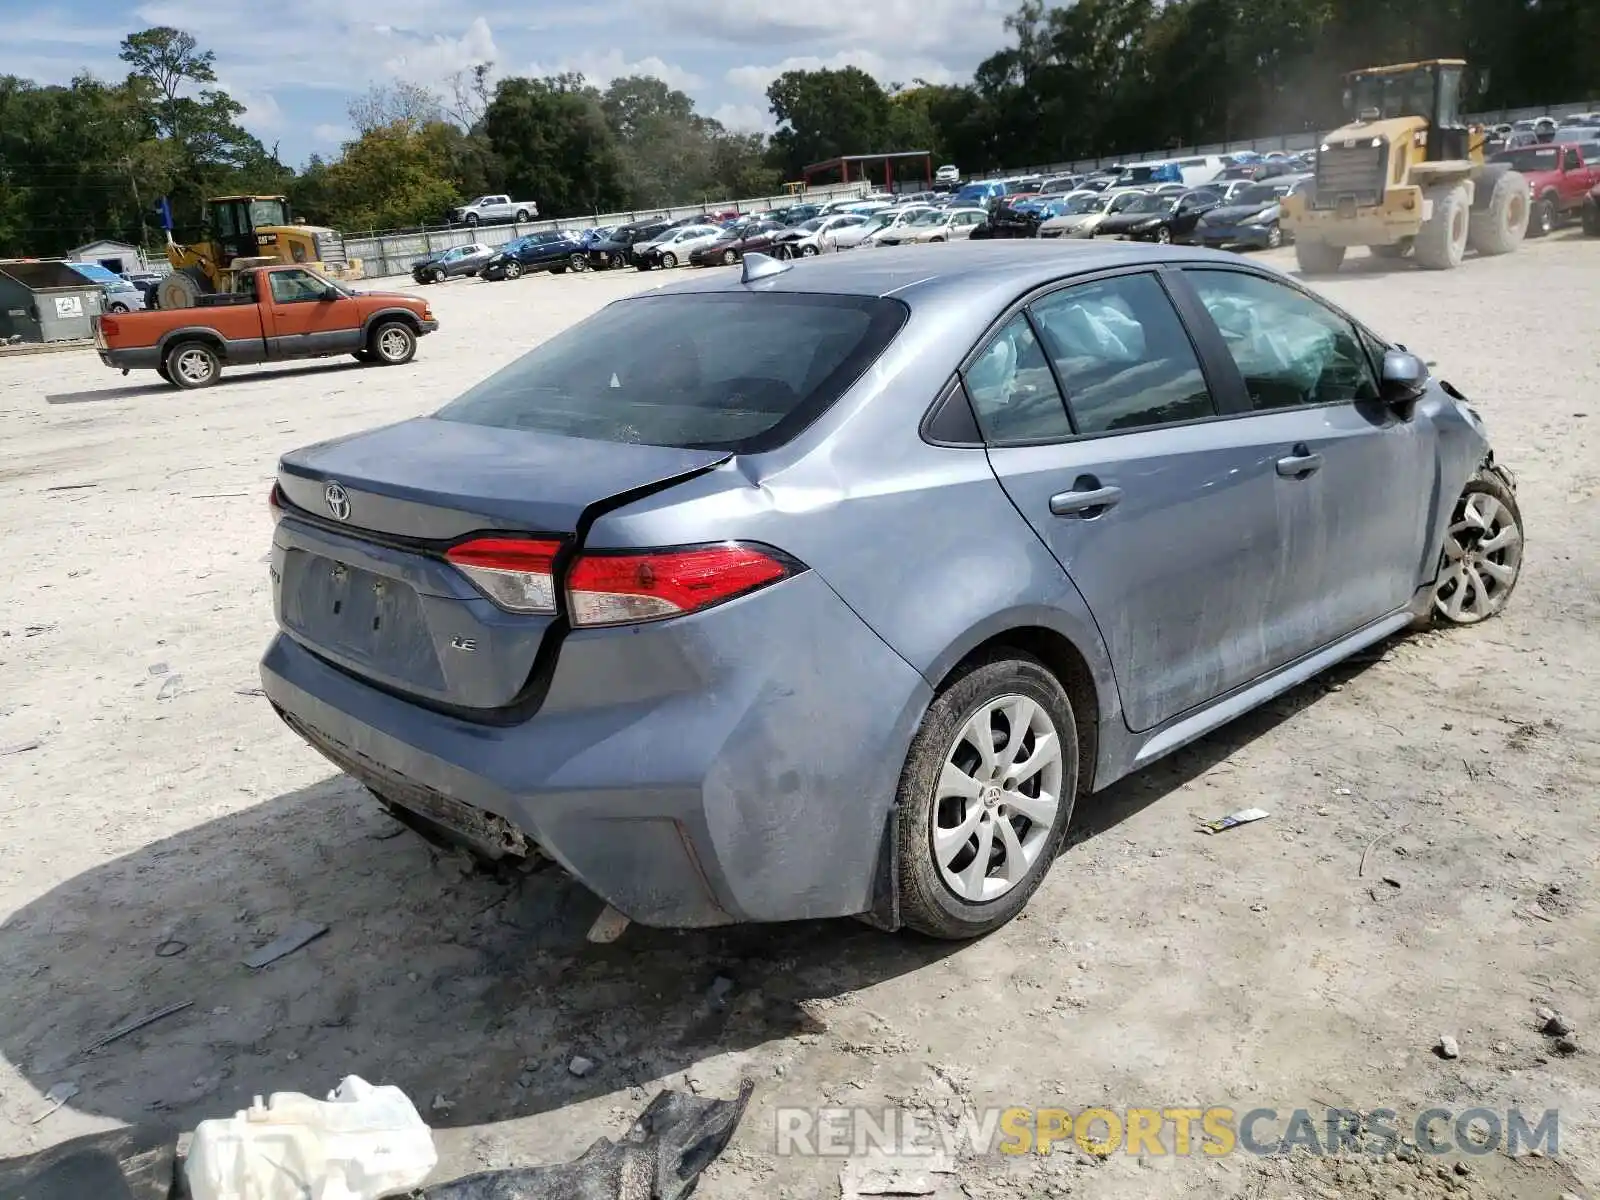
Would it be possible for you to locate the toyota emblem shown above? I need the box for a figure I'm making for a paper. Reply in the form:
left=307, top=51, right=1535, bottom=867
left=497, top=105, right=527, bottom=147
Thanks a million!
left=324, top=482, right=351, bottom=521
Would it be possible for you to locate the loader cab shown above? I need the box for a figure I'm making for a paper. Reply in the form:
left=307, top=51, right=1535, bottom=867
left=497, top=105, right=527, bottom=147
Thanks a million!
left=207, top=196, right=295, bottom=266
left=1343, top=61, right=1471, bottom=162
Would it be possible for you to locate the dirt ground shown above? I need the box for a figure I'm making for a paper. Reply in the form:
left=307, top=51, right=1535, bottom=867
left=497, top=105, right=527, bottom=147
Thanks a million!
left=1, top=236, right=1597, bottom=1200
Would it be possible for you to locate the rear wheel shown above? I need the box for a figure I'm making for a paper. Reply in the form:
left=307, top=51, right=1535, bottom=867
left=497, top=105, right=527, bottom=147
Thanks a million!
left=1413, top=183, right=1469, bottom=270
left=369, top=321, right=417, bottom=366
left=1528, top=194, right=1556, bottom=238
left=155, top=266, right=209, bottom=310
left=156, top=362, right=173, bottom=383
left=895, top=654, right=1078, bottom=939
left=1294, top=238, right=1346, bottom=275
left=109, top=301, right=130, bottom=314
left=1431, top=468, right=1523, bottom=625
left=514, top=209, right=530, bottom=222
left=1467, top=171, right=1529, bottom=256
left=165, top=341, right=220, bottom=389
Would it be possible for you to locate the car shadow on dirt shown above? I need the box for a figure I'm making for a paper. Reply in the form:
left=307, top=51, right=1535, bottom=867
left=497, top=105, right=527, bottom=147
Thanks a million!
left=45, top=361, right=367, bottom=405
left=0, top=650, right=1389, bottom=1137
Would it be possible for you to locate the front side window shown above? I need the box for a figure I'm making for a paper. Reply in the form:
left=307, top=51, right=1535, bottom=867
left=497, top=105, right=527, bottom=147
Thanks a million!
left=1030, top=274, right=1215, bottom=435
left=268, top=269, right=328, bottom=304
left=436, top=293, right=906, bottom=453
left=963, top=314, right=1073, bottom=444
left=1184, top=269, right=1379, bottom=409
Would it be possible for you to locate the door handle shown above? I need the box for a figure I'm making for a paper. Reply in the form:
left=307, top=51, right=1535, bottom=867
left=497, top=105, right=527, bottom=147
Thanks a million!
left=1275, top=446, right=1323, bottom=478
left=1050, top=484, right=1123, bottom=517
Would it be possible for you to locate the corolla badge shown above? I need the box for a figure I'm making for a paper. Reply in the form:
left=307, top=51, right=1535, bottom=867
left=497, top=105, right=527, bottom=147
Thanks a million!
left=324, top=482, right=351, bottom=521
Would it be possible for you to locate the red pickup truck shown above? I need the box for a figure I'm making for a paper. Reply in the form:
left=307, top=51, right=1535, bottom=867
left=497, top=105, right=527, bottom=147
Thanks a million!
left=1491, top=141, right=1600, bottom=236
left=93, top=264, right=437, bottom=389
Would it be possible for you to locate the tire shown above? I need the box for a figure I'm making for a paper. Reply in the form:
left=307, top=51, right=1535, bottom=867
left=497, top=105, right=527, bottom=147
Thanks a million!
left=1584, top=201, right=1600, bottom=238
left=514, top=209, right=530, bottom=222
left=569, top=253, right=588, bottom=272
left=800, top=244, right=819, bottom=257
left=1413, top=183, right=1469, bottom=270
left=369, top=320, right=417, bottom=366
left=1528, top=194, right=1556, bottom=238
left=351, top=349, right=376, bottom=363
left=895, top=653, right=1079, bottom=940
left=109, top=301, right=130, bottom=314
left=1294, top=239, right=1346, bottom=275
left=661, top=251, right=678, bottom=268
left=431, top=268, right=446, bottom=284
left=465, top=213, right=479, bottom=227
left=1370, top=240, right=1412, bottom=259
left=1429, top=467, right=1523, bottom=626
left=1264, top=223, right=1283, bottom=249
left=1467, top=171, right=1529, bottom=256
left=156, top=362, right=173, bottom=384
left=155, top=266, right=208, bottom=310
left=722, top=249, right=737, bottom=265
left=165, top=340, right=220, bottom=389
left=502, top=259, right=522, bottom=280
left=1155, top=226, right=1172, bottom=244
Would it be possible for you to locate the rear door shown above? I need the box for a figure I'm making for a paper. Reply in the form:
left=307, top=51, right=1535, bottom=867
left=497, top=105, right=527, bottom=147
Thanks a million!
left=975, top=269, right=1296, bottom=732
left=263, top=268, right=363, bottom=356
left=1174, top=266, right=1432, bottom=647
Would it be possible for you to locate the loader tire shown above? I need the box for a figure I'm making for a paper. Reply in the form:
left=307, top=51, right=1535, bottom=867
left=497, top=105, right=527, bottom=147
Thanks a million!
left=1467, top=170, right=1528, bottom=257
left=1414, top=183, right=1469, bottom=270
left=1294, top=239, right=1345, bottom=275
left=156, top=266, right=209, bottom=310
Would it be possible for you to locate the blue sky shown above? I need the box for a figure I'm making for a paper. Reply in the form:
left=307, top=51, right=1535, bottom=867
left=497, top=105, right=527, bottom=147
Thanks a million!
left=9, top=1, right=1017, bottom=165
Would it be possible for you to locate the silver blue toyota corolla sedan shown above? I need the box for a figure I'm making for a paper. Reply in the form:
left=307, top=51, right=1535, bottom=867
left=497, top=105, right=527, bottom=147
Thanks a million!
left=262, top=241, right=1523, bottom=940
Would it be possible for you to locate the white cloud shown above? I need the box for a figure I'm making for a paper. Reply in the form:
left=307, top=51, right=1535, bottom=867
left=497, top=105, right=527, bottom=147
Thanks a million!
left=527, top=49, right=704, bottom=92
left=726, top=51, right=960, bottom=98
left=659, top=0, right=1009, bottom=56
left=312, top=122, right=352, bottom=145
left=382, top=16, right=499, bottom=85
left=222, top=81, right=285, bottom=135
left=709, top=103, right=774, bottom=132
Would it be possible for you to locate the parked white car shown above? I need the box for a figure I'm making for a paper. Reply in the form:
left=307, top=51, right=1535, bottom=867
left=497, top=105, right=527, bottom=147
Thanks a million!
left=875, top=207, right=989, bottom=245
left=446, top=194, right=539, bottom=226
left=832, top=206, right=930, bottom=249
left=772, top=213, right=869, bottom=257
left=1037, top=189, right=1149, bottom=239
left=632, top=225, right=726, bottom=269
left=934, top=164, right=961, bottom=187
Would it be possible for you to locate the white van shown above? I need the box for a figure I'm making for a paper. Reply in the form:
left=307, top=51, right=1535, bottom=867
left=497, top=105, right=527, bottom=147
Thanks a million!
left=1171, top=155, right=1227, bottom=186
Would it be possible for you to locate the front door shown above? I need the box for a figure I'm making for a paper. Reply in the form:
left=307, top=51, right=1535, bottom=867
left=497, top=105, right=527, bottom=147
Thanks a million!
left=263, top=269, right=362, bottom=358
left=1175, top=267, right=1433, bottom=646
left=973, top=270, right=1301, bottom=732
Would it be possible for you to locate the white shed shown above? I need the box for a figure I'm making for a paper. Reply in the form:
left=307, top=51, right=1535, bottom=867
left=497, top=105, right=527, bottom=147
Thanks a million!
left=69, top=240, right=147, bottom=275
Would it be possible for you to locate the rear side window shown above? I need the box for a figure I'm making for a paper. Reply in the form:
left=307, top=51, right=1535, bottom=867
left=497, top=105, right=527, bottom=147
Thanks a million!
left=1029, top=274, right=1216, bottom=434
left=435, top=292, right=906, bottom=453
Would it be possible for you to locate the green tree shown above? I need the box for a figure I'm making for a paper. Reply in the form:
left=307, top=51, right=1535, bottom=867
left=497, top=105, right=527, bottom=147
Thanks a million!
left=766, top=67, right=893, bottom=178
left=482, top=75, right=626, bottom=216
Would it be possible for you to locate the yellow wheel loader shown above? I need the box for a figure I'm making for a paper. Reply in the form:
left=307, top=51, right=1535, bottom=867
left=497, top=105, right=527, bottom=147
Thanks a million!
left=1280, top=60, right=1529, bottom=273
left=157, top=196, right=364, bottom=309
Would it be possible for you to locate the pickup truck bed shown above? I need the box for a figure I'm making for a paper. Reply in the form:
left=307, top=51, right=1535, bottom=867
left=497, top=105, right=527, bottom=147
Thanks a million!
left=94, top=265, right=436, bottom=389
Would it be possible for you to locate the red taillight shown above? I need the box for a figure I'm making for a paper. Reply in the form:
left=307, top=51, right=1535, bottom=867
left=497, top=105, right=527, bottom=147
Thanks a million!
left=566, top=543, right=793, bottom=627
left=268, top=483, right=283, bottom=523
left=445, top=536, right=563, bottom=613
left=100, top=316, right=120, bottom=338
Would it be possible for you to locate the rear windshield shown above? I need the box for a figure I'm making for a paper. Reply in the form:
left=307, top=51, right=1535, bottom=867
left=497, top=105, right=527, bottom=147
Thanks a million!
left=434, top=292, right=908, bottom=453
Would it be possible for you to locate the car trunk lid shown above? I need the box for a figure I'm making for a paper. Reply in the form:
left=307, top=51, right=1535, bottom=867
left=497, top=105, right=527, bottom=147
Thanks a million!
left=272, top=417, right=728, bottom=710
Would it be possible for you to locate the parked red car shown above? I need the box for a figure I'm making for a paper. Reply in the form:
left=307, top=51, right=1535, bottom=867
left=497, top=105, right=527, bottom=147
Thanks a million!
left=1491, top=142, right=1600, bottom=236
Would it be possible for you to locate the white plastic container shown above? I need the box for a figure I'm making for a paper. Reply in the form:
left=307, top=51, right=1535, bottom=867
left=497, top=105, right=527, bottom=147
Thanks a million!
left=185, top=1075, right=437, bottom=1200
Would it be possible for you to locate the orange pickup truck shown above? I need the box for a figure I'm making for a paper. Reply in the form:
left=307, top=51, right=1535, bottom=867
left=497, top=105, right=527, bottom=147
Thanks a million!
left=93, top=264, right=438, bottom=389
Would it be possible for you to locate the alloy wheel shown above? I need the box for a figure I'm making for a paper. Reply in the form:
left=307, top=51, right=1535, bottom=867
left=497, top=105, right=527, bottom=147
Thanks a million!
left=174, top=348, right=213, bottom=385
left=932, top=695, right=1062, bottom=903
left=378, top=327, right=412, bottom=362
left=1434, top=489, right=1523, bottom=623
left=504, top=260, right=522, bottom=279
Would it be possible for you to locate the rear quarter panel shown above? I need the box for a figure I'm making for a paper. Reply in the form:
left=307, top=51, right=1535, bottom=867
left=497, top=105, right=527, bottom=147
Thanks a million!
left=106, top=305, right=264, bottom=349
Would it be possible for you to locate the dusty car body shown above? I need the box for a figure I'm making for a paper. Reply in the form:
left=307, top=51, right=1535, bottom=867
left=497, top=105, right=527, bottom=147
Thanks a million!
left=262, top=242, right=1521, bottom=940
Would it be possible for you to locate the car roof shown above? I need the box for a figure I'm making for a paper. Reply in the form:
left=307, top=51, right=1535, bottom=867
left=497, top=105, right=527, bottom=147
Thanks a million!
left=645, top=240, right=1264, bottom=310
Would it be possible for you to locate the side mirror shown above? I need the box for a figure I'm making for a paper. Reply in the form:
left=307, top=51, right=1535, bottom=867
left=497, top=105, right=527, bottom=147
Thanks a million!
left=1381, top=349, right=1429, bottom=405
left=320, top=287, right=340, bottom=301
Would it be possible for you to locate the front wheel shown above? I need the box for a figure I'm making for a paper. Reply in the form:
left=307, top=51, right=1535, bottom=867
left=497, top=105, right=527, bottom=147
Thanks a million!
left=661, top=251, right=678, bottom=268
left=1264, top=223, right=1283, bottom=249
left=895, top=654, right=1079, bottom=940
left=502, top=259, right=522, bottom=280
left=431, top=268, right=446, bottom=284
left=1431, top=468, right=1523, bottom=626
left=1294, top=238, right=1346, bottom=275
left=109, top=301, right=130, bottom=314
left=465, top=214, right=479, bottom=227
left=370, top=321, right=417, bottom=366
left=722, top=249, right=737, bottom=265
left=1155, top=226, right=1172, bottom=244
left=800, top=244, right=819, bottom=256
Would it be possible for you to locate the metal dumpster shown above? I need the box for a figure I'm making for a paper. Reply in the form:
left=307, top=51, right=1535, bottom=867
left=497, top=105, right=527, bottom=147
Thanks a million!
left=0, top=260, right=105, bottom=343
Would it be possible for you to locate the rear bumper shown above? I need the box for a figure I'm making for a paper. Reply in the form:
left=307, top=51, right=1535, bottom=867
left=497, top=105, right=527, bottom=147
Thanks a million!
left=261, top=570, right=931, bottom=928
left=99, top=346, right=161, bottom=369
